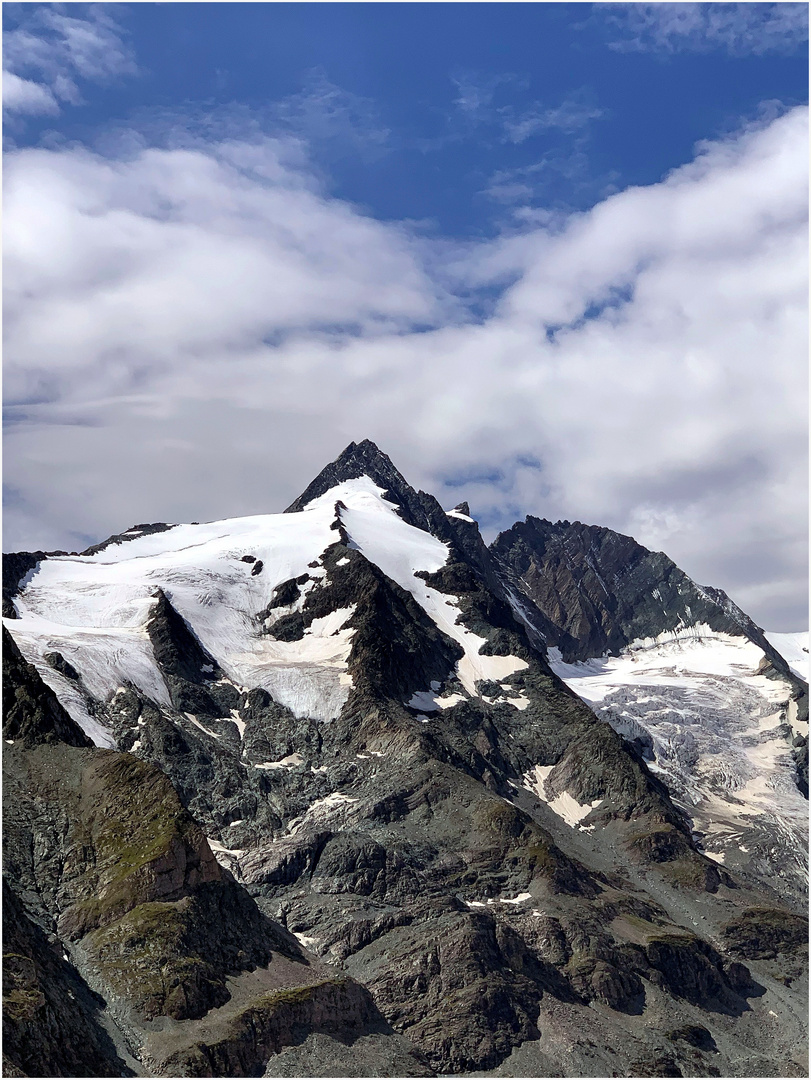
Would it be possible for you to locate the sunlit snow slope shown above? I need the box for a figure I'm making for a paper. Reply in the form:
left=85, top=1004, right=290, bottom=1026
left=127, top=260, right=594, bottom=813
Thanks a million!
left=5, top=477, right=527, bottom=743
left=764, top=631, right=809, bottom=681
left=549, top=627, right=808, bottom=899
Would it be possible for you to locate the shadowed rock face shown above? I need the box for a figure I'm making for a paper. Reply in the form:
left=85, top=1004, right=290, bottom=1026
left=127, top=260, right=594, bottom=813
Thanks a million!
left=3, top=441, right=808, bottom=1078
left=3, top=627, right=92, bottom=748
left=2, top=884, right=133, bottom=1079
left=491, top=516, right=789, bottom=668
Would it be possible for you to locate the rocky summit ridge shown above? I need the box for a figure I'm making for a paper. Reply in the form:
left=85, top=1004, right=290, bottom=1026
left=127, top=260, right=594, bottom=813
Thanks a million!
left=3, top=441, right=808, bottom=1078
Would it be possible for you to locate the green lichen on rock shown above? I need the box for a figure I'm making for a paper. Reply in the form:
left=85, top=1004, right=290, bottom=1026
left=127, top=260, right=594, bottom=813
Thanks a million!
left=627, top=824, right=724, bottom=892
left=59, top=752, right=221, bottom=940
left=82, top=899, right=227, bottom=1020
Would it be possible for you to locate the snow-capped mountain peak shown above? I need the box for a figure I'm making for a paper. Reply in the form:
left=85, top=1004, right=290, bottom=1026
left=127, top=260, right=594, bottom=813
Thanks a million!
left=3, top=441, right=809, bottom=1079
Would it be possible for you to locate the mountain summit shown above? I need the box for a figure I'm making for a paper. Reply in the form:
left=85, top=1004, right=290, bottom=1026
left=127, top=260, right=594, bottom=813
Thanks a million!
left=286, top=439, right=474, bottom=544
left=3, top=444, right=808, bottom=1078
left=286, top=439, right=414, bottom=513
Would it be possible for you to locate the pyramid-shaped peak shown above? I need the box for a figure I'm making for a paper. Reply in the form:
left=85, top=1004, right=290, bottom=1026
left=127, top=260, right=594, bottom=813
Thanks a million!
left=285, top=440, right=414, bottom=514
left=334, top=439, right=401, bottom=473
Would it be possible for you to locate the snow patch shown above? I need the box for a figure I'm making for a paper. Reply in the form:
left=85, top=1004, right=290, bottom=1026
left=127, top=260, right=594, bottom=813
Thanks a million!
left=523, top=764, right=602, bottom=829
left=306, top=605, right=356, bottom=638
left=293, top=933, right=319, bottom=950
left=407, top=689, right=468, bottom=711
left=184, top=713, right=223, bottom=740
left=464, top=893, right=532, bottom=908
left=255, top=753, right=304, bottom=770
left=287, top=792, right=359, bottom=835
left=207, top=838, right=244, bottom=871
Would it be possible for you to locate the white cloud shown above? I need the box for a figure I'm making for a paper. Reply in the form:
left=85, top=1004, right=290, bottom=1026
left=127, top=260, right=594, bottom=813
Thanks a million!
left=450, top=71, right=519, bottom=120
left=601, top=2, right=808, bottom=56
left=449, top=76, right=603, bottom=147
left=2, top=69, right=59, bottom=115
left=3, top=6, right=136, bottom=117
left=269, top=69, right=390, bottom=158
left=502, top=94, right=604, bottom=144
left=3, top=108, right=808, bottom=630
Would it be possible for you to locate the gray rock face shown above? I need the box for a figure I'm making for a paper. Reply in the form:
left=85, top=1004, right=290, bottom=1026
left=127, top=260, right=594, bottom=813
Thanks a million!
left=3, top=441, right=808, bottom=1078
left=2, top=883, right=132, bottom=1078
left=491, top=516, right=791, bottom=670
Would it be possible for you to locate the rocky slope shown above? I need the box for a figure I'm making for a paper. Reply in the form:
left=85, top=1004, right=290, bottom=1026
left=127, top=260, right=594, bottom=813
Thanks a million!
left=2, top=614, right=429, bottom=1078
left=3, top=440, right=808, bottom=1077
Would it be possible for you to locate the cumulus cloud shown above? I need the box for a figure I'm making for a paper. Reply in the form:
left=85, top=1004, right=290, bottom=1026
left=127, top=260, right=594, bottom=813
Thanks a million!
left=3, top=108, right=808, bottom=629
left=3, top=69, right=60, bottom=114
left=600, top=2, right=809, bottom=56
left=3, top=5, right=136, bottom=117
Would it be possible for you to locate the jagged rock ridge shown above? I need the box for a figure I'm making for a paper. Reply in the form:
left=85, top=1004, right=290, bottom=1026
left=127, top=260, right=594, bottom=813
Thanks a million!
left=491, top=516, right=794, bottom=671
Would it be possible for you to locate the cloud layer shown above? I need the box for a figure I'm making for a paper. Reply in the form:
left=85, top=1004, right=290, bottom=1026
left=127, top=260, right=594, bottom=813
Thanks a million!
left=4, top=107, right=808, bottom=629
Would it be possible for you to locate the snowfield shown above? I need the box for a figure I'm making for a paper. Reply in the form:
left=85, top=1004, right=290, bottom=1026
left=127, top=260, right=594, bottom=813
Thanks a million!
left=5, top=477, right=528, bottom=742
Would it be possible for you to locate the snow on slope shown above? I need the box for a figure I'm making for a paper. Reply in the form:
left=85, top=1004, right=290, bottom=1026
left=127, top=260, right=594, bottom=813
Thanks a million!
left=549, top=627, right=808, bottom=894
left=6, top=477, right=527, bottom=744
left=8, top=506, right=356, bottom=731
left=765, top=630, right=809, bottom=681
left=522, top=764, right=602, bottom=831
left=302, top=478, right=528, bottom=698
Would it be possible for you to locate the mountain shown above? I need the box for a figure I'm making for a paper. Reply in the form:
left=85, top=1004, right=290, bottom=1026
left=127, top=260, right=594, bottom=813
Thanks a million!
left=492, top=518, right=809, bottom=901
left=3, top=442, right=808, bottom=1078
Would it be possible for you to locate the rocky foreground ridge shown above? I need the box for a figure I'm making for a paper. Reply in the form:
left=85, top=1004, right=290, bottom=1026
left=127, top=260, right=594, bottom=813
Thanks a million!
left=3, top=440, right=808, bottom=1078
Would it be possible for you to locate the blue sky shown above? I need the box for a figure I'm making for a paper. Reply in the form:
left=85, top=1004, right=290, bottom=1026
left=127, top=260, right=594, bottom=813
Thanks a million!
left=3, top=3, right=809, bottom=628
left=6, top=3, right=808, bottom=233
